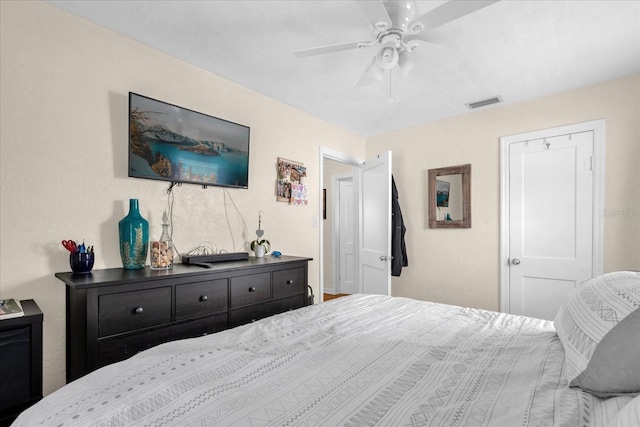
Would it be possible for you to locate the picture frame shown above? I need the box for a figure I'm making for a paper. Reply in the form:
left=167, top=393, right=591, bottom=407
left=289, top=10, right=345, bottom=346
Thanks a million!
left=428, top=164, right=472, bottom=229
left=276, top=157, right=307, bottom=204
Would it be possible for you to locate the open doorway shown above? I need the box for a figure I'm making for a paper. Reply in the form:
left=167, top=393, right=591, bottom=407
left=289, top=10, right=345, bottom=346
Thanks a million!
left=326, top=171, right=355, bottom=299
left=319, top=147, right=393, bottom=302
left=319, top=147, right=361, bottom=303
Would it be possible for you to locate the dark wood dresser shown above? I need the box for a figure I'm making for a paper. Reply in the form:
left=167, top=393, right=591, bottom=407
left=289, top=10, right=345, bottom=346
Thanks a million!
left=0, top=300, right=43, bottom=427
left=56, top=255, right=312, bottom=382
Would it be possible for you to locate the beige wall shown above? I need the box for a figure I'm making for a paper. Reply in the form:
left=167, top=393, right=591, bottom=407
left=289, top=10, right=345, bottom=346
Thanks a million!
left=0, top=1, right=365, bottom=394
left=367, top=73, right=640, bottom=311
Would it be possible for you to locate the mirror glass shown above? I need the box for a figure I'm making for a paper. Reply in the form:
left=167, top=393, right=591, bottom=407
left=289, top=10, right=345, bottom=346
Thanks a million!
left=428, top=164, right=471, bottom=228
left=435, top=174, right=463, bottom=221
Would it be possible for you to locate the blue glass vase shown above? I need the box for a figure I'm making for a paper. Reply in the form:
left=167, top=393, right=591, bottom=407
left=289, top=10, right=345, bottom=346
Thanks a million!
left=118, top=199, right=149, bottom=269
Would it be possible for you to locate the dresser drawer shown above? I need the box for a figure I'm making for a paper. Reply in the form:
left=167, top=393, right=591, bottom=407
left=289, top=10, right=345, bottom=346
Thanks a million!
left=273, top=267, right=306, bottom=299
left=230, top=272, right=270, bottom=308
left=98, top=287, right=171, bottom=337
left=175, top=278, right=228, bottom=320
left=229, top=295, right=306, bottom=327
left=98, top=313, right=227, bottom=367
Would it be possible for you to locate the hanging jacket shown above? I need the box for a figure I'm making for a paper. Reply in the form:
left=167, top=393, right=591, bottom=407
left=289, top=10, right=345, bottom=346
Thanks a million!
left=391, top=176, right=408, bottom=276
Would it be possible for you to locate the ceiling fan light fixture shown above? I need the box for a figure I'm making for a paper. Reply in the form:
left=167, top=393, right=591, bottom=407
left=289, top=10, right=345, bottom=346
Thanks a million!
left=363, top=59, right=385, bottom=82
left=376, top=46, right=399, bottom=69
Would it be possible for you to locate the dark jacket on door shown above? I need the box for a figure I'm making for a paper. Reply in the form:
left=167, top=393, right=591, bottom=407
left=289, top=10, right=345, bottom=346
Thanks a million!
left=391, top=176, right=408, bottom=276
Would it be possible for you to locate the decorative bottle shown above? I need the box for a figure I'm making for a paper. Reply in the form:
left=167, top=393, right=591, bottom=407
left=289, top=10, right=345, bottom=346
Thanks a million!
left=118, top=198, right=149, bottom=269
left=150, top=210, right=174, bottom=270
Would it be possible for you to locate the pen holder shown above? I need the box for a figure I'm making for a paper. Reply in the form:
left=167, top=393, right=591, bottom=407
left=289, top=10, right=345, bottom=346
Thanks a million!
left=70, top=251, right=94, bottom=273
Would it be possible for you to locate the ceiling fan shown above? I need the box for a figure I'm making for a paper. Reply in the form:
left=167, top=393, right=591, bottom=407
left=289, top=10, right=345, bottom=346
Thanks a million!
left=294, top=0, right=500, bottom=86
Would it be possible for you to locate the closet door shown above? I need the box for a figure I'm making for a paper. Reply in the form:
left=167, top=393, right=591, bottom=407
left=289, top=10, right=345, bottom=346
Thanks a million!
left=501, top=120, right=604, bottom=321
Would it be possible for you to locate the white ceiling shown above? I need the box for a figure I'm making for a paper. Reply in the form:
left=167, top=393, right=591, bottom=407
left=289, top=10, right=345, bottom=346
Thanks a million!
left=47, top=0, right=640, bottom=137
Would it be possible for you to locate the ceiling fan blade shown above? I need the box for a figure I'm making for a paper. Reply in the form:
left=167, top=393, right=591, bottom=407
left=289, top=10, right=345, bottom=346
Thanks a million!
left=403, top=33, right=456, bottom=54
left=294, top=40, right=370, bottom=58
left=414, top=0, right=500, bottom=33
left=399, top=36, right=459, bottom=68
left=354, top=0, right=391, bottom=31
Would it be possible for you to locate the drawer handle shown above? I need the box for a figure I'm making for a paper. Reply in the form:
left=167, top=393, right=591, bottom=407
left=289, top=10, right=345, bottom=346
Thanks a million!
left=134, top=307, right=144, bottom=314
left=287, top=280, right=294, bottom=285
left=199, top=295, right=208, bottom=302
left=248, top=287, right=256, bottom=293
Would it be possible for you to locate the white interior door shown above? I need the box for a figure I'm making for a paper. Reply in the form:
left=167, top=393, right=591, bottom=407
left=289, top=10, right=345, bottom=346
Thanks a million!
left=333, top=176, right=357, bottom=294
left=355, top=151, right=392, bottom=296
left=503, top=124, right=603, bottom=320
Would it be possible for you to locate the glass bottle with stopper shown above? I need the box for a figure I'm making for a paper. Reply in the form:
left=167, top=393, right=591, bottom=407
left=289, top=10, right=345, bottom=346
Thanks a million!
left=150, top=210, right=174, bottom=270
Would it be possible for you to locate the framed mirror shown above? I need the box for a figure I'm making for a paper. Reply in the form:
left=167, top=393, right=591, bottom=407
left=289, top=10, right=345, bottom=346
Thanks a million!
left=428, top=164, right=471, bottom=228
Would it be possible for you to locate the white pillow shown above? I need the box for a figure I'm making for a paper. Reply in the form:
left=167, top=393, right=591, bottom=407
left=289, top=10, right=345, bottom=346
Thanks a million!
left=608, top=395, right=640, bottom=427
left=554, top=271, right=640, bottom=396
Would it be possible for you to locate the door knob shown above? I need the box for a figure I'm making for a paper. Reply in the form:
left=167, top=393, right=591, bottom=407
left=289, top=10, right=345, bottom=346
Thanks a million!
left=380, top=256, right=393, bottom=261
left=511, top=258, right=521, bottom=265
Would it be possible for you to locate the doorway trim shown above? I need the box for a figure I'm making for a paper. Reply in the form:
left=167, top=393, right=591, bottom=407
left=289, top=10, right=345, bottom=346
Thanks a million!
left=319, top=147, right=362, bottom=303
left=499, top=119, right=605, bottom=314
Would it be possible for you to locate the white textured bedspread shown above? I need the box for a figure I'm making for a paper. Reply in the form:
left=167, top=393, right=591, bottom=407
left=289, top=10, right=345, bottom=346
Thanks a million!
left=14, top=295, right=632, bottom=426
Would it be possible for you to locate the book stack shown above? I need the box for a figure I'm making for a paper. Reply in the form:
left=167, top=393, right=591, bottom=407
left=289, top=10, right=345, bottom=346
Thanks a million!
left=0, top=299, right=23, bottom=319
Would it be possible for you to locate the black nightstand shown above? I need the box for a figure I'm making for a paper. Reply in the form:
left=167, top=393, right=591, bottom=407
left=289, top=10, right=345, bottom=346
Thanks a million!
left=0, top=300, right=43, bottom=427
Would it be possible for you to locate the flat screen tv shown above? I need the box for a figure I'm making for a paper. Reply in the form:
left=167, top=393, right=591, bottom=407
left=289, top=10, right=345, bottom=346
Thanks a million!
left=128, top=92, right=250, bottom=189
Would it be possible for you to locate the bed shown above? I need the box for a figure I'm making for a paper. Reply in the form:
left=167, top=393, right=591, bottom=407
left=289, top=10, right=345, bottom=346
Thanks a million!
left=13, top=271, right=640, bottom=426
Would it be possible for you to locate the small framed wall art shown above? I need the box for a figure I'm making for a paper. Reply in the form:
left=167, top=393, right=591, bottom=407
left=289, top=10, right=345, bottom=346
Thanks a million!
left=276, top=158, right=308, bottom=205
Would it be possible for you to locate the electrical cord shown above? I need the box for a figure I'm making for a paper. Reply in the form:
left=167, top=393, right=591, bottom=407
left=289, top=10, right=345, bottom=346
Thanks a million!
left=184, top=243, right=219, bottom=256
left=162, top=182, right=249, bottom=259
left=165, top=182, right=182, bottom=260
left=224, top=188, right=249, bottom=252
